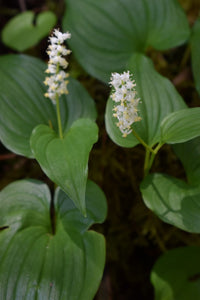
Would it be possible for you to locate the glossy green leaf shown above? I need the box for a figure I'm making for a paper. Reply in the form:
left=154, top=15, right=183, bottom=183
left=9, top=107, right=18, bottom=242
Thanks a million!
left=105, top=53, right=186, bottom=148
left=140, top=173, right=200, bottom=233
left=151, top=246, right=200, bottom=300
left=2, top=11, right=57, bottom=51
left=63, top=0, right=190, bottom=82
left=30, top=119, right=98, bottom=215
left=191, top=17, right=200, bottom=95
left=55, top=179, right=107, bottom=232
left=0, top=179, right=106, bottom=300
left=161, top=108, right=200, bottom=144
left=0, top=54, right=96, bottom=157
left=173, top=137, right=200, bottom=186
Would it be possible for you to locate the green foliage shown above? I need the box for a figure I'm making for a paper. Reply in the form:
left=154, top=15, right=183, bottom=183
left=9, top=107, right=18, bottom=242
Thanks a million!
left=191, top=17, right=200, bottom=95
left=173, top=137, right=200, bottom=186
left=0, top=55, right=96, bottom=158
left=140, top=106, right=200, bottom=232
left=151, top=247, right=200, bottom=300
left=30, top=119, right=98, bottom=215
left=2, top=11, right=57, bottom=51
left=161, top=108, right=200, bottom=144
left=0, top=179, right=106, bottom=300
left=140, top=173, right=200, bottom=233
left=1, top=0, right=200, bottom=299
left=63, top=0, right=190, bottom=82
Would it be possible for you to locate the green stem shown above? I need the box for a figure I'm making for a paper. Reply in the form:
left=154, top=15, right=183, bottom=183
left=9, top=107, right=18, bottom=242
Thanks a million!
left=180, top=44, right=191, bottom=68
left=147, top=152, right=156, bottom=174
left=154, top=142, right=164, bottom=155
left=50, top=195, right=56, bottom=235
left=56, top=93, right=63, bottom=139
left=131, top=128, right=164, bottom=176
left=144, top=149, right=150, bottom=177
left=132, top=129, right=154, bottom=154
left=145, top=142, right=164, bottom=176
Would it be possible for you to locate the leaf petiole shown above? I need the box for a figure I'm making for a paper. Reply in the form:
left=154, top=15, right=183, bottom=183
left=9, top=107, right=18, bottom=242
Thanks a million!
left=132, top=129, right=154, bottom=154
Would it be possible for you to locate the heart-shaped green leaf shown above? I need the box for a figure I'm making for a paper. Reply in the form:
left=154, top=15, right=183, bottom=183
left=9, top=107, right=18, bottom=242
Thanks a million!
left=161, top=108, right=200, bottom=144
left=30, top=119, right=98, bottom=215
left=151, top=246, right=200, bottom=300
left=173, top=137, right=200, bottom=186
left=63, top=0, right=190, bottom=82
left=140, top=173, right=200, bottom=233
left=191, top=17, right=200, bottom=95
left=0, top=54, right=96, bottom=157
left=0, top=179, right=106, bottom=300
left=105, top=53, right=186, bottom=147
left=2, top=11, right=57, bottom=51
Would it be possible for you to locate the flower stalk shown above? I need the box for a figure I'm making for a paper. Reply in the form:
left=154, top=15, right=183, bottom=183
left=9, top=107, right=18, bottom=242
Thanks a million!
left=131, top=129, right=154, bottom=154
left=110, top=71, right=164, bottom=176
left=56, top=94, right=63, bottom=139
left=144, top=142, right=163, bottom=176
left=44, top=28, right=71, bottom=138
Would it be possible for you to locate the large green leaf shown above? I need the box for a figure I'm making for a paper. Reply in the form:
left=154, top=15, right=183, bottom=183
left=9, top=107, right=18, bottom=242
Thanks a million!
left=191, top=17, right=200, bottom=95
left=63, top=0, right=190, bottom=82
left=140, top=173, right=200, bottom=233
left=0, top=179, right=106, bottom=300
left=173, top=137, right=200, bottom=186
left=2, top=11, right=57, bottom=51
left=151, top=246, right=200, bottom=300
left=105, top=53, right=186, bottom=148
left=0, top=54, right=96, bottom=158
left=161, top=108, right=200, bottom=144
left=30, top=119, right=98, bottom=215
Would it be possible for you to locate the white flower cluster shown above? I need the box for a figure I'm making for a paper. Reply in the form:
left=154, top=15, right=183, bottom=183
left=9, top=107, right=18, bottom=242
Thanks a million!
left=110, top=71, right=141, bottom=137
left=44, top=29, right=71, bottom=103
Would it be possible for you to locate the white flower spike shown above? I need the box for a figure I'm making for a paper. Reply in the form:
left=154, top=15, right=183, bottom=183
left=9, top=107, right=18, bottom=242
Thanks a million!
left=110, top=71, right=141, bottom=137
left=44, top=29, right=71, bottom=103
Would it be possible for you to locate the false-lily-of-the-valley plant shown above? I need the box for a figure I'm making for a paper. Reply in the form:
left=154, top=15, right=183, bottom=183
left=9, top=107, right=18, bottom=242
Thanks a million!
left=1, top=0, right=200, bottom=299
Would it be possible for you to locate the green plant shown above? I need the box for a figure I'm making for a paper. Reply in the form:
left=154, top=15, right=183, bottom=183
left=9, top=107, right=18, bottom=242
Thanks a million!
left=0, top=29, right=106, bottom=300
left=1, top=0, right=200, bottom=299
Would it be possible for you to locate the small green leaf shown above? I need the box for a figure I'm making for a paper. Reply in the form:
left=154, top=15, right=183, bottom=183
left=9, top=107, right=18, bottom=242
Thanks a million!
left=140, top=173, right=200, bottom=233
left=0, top=179, right=106, bottom=300
left=30, top=119, right=98, bottom=214
left=151, top=246, right=200, bottom=300
left=173, top=137, right=200, bottom=186
left=105, top=53, right=186, bottom=147
left=161, top=108, right=200, bottom=144
left=2, top=11, right=57, bottom=51
left=191, top=17, right=200, bottom=95
left=0, top=55, right=96, bottom=157
left=63, top=0, right=190, bottom=82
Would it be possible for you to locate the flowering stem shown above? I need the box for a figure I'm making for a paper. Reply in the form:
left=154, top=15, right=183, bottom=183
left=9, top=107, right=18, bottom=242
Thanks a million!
left=148, top=142, right=163, bottom=168
left=132, top=129, right=154, bottom=154
left=144, top=149, right=150, bottom=177
left=144, top=142, right=164, bottom=177
left=56, top=94, right=63, bottom=139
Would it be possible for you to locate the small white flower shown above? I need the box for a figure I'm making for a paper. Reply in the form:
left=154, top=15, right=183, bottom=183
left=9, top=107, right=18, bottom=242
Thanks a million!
left=110, top=71, right=141, bottom=137
left=44, top=29, right=71, bottom=103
